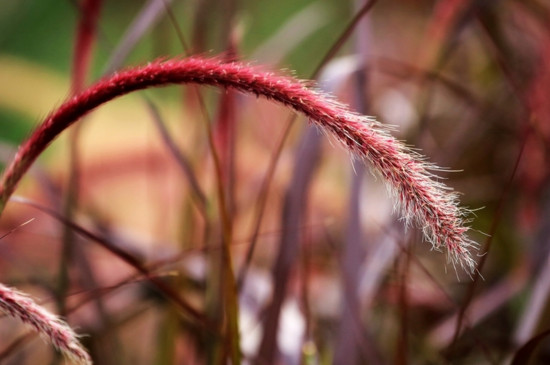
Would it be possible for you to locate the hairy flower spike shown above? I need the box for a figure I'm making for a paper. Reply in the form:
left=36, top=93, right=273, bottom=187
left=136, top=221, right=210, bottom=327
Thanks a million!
left=0, top=283, right=91, bottom=364
left=0, top=56, right=476, bottom=271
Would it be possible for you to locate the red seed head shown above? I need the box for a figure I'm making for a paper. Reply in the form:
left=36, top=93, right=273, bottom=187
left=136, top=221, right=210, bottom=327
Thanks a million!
left=0, top=56, right=477, bottom=271
left=0, top=284, right=91, bottom=364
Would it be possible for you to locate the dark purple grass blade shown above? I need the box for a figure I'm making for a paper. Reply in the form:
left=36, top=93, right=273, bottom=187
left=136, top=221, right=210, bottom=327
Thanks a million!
left=256, top=126, right=322, bottom=364
left=335, top=163, right=385, bottom=365
left=334, top=74, right=385, bottom=365
left=429, top=269, right=527, bottom=349
left=511, top=328, right=550, bottom=365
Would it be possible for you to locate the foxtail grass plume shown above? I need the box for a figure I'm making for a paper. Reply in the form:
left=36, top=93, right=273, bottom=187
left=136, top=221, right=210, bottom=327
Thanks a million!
left=0, top=283, right=91, bottom=364
left=0, top=56, right=476, bottom=271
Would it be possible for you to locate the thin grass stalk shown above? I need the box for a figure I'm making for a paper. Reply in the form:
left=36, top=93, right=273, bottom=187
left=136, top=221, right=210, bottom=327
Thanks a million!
left=300, top=215, right=314, bottom=364
left=159, top=0, right=191, bottom=54
left=161, top=18, right=242, bottom=358
left=429, top=267, right=527, bottom=350
left=71, top=0, right=102, bottom=96
left=395, top=243, right=411, bottom=365
left=413, top=0, right=478, bottom=149
left=58, top=0, right=102, bottom=320
left=46, top=1, right=101, bottom=363
left=213, top=49, right=238, bottom=216
left=447, top=138, right=526, bottom=355
left=309, top=0, right=378, bottom=78
left=103, top=0, right=173, bottom=75
left=8, top=196, right=222, bottom=360
left=10, top=195, right=215, bottom=319
left=159, top=6, right=242, bottom=358
left=9, top=196, right=208, bottom=325
left=146, top=100, right=208, bottom=219
left=190, top=0, right=213, bottom=53
left=154, top=292, right=179, bottom=364
left=211, top=54, right=241, bottom=364
left=375, top=57, right=485, bottom=111
left=513, top=28, right=550, bottom=346
left=419, top=0, right=476, bottom=70
left=188, top=56, right=241, bottom=365
left=446, top=5, right=534, bottom=352
left=208, top=116, right=241, bottom=364
left=236, top=119, right=294, bottom=289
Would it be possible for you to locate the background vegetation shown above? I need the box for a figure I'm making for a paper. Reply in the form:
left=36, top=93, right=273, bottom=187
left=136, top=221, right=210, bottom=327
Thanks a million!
left=0, top=0, right=549, bottom=364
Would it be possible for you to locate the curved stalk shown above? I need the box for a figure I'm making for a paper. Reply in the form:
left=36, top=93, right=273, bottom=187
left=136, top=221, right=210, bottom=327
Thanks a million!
left=0, top=56, right=476, bottom=271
